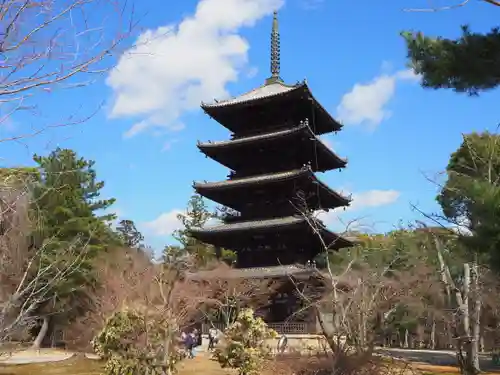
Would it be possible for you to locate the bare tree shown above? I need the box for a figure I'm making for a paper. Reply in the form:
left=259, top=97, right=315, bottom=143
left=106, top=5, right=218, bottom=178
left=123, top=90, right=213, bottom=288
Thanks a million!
left=409, top=131, right=500, bottom=373
left=421, top=229, right=482, bottom=375
left=195, top=264, right=277, bottom=330
left=63, top=246, right=157, bottom=351
left=404, top=0, right=500, bottom=12
left=0, top=178, right=89, bottom=350
left=288, top=197, right=441, bottom=374
left=0, top=0, right=137, bottom=144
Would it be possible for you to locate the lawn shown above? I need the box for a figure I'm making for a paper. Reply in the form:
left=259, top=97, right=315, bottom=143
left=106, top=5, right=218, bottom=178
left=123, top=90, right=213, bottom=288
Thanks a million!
left=0, top=354, right=235, bottom=375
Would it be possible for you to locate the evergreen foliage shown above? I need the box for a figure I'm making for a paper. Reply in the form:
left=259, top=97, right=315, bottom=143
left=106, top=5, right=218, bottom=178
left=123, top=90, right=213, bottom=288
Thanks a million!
left=402, top=26, right=500, bottom=95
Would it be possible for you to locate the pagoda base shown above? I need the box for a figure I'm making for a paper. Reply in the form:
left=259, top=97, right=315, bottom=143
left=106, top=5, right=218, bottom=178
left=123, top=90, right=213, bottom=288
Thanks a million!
left=188, top=264, right=325, bottom=335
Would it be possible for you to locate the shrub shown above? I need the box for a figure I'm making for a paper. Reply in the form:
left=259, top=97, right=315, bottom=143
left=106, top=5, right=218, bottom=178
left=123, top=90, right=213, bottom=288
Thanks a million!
left=214, top=308, right=277, bottom=375
left=92, top=308, right=185, bottom=375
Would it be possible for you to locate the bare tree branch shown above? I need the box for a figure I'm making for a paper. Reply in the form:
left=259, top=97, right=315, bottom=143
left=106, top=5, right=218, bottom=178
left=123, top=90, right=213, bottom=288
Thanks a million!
left=403, top=0, right=500, bottom=12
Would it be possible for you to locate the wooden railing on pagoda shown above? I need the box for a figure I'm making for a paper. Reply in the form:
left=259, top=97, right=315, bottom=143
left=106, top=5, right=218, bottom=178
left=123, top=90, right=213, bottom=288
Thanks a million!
left=202, top=321, right=313, bottom=335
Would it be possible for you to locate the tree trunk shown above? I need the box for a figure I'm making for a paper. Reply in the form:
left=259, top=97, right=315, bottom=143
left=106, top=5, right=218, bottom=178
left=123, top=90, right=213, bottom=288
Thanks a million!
left=358, top=278, right=366, bottom=349
left=434, top=239, right=477, bottom=374
left=460, top=263, right=474, bottom=375
left=431, top=319, right=436, bottom=350
left=404, top=329, right=409, bottom=348
left=32, top=316, right=49, bottom=349
left=448, top=321, right=454, bottom=349
left=463, top=264, right=470, bottom=336
left=471, top=262, right=481, bottom=371
left=458, top=263, right=479, bottom=375
left=314, top=307, right=338, bottom=353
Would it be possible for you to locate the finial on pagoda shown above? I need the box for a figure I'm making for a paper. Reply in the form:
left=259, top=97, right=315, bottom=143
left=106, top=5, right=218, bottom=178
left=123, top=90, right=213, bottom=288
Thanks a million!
left=265, top=10, right=282, bottom=85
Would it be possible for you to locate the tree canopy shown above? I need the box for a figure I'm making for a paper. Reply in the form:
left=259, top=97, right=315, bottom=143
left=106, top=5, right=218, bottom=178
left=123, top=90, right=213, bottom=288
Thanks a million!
left=438, top=132, right=500, bottom=270
left=402, top=26, right=500, bottom=95
left=28, top=148, right=121, bottom=340
left=171, top=193, right=236, bottom=267
left=116, top=219, right=144, bottom=248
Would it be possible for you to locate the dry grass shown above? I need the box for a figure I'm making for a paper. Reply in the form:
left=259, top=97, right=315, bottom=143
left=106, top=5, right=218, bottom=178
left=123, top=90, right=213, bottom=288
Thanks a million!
left=1, top=354, right=499, bottom=375
left=0, top=354, right=235, bottom=375
left=0, top=357, right=102, bottom=375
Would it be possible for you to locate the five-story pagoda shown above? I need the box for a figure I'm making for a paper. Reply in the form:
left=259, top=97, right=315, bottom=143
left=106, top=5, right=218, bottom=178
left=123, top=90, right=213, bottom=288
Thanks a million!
left=190, top=11, right=353, bottom=276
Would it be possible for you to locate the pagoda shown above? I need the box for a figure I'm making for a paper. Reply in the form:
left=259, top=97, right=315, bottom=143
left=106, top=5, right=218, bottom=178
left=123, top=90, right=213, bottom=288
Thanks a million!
left=189, top=11, right=354, bottom=329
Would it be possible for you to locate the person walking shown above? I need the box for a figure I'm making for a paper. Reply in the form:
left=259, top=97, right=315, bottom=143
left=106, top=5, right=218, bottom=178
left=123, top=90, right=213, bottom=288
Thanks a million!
left=193, top=328, right=201, bottom=347
left=208, top=327, right=217, bottom=351
left=185, top=332, right=195, bottom=359
left=277, top=334, right=288, bottom=354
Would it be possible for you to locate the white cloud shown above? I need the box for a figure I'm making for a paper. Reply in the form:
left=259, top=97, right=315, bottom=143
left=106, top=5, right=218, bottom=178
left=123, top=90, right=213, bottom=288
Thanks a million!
left=336, top=69, right=418, bottom=129
left=348, top=190, right=401, bottom=212
left=317, top=189, right=401, bottom=229
left=143, top=209, right=184, bottom=236
left=107, top=0, right=284, bottom=138
left=143, top=209, right=222, bottom=237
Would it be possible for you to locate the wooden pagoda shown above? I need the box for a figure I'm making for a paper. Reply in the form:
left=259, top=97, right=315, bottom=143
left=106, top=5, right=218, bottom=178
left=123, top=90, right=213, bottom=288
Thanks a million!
left=188, top=11, right=355, bottom=331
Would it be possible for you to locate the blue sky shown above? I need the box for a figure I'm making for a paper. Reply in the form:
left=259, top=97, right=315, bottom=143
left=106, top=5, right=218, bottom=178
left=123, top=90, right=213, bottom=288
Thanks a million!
left=2, top=0, right=499, bottom=252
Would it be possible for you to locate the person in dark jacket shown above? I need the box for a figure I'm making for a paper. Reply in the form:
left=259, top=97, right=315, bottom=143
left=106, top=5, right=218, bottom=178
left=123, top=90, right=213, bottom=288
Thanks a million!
left=185, top=332, right=195, bottom=358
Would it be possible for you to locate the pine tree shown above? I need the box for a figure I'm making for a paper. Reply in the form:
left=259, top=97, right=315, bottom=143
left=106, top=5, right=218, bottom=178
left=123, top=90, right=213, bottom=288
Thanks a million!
left=28, top=148, right=120, bottom=345
left=116, top=219, right=144, bottom=248
left=402, top=25, right=500, bottom=95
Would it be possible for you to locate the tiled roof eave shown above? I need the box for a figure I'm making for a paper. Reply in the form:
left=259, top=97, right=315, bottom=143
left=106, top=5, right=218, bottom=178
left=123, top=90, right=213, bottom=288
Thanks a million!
left=193, top=167, right=311, bottom=190
left=190, top=215, right=352, bottom=241
left=314, top=137, right=348, bottom=166
left=197, top=124, right=308, bottom=149
left=198, top=125, right=348, bottom=167
left=313, top=173, right=352, bottom=206
left=190, top=215, right=306, bottom=234
left=201, top=82, right=304, bottom=109
left=303, top=85, right=343, bottom=132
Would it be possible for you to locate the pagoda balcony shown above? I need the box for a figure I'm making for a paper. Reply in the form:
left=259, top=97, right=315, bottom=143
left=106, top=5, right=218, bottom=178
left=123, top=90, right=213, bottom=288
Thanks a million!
left=193, top=167, right=351, bottom=213
left=189, top=215, right=355, bottom=256
left=197, top=120, right=347, bottom=174
left=201, top=81, right=342, bottom=137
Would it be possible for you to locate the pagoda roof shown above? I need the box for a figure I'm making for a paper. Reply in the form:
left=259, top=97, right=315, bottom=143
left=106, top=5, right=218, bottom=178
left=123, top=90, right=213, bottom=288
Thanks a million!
left=202, top=80, right=300, bottom=108
left=199, top=123, right=306, bottom=147
left=189, top=215, right=355, bottom=250
left=200, top=80, right=342, bottom=135
left=195, top=168, right=306, bottom=189
left=197, top=122, right=347, bottom=171
left=193, top=167, right=351, bottom=210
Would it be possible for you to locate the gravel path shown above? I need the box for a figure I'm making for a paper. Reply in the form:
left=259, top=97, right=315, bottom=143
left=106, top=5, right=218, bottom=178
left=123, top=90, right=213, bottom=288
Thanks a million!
left=0, top=350, right=99, bottom=364
left=377, top=348, right=497, bottom=371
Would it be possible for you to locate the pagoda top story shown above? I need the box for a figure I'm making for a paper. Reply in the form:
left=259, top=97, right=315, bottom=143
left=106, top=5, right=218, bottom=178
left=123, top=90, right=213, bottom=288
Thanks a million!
left=200, top=11, right=342, bottom=137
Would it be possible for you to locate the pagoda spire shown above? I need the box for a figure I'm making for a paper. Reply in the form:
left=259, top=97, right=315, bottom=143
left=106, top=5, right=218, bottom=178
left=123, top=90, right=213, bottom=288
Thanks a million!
left=266, top=10, right=282, bottom=84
